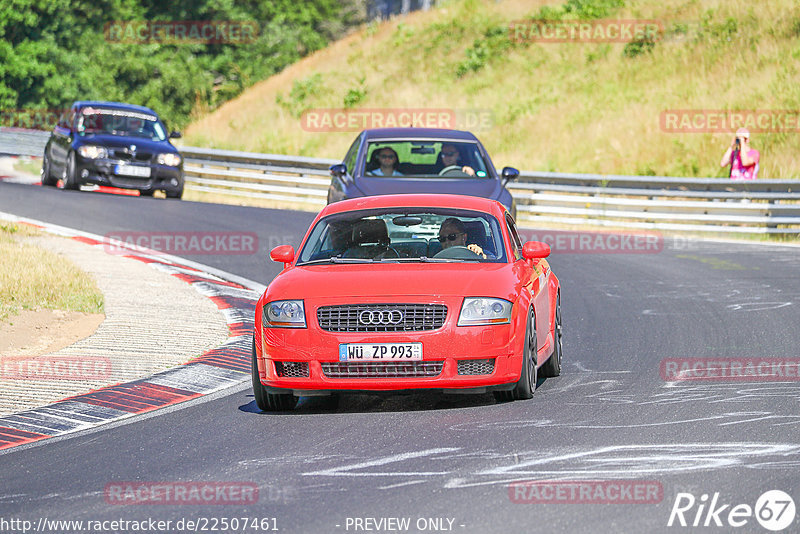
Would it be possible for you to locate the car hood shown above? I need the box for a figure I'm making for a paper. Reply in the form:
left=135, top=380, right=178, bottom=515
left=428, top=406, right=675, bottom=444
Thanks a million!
left=353, top=176, right=502, bottom=200
left=76, top=134, right=177, bottom=153
left=266, top=262, right=521, bottom=301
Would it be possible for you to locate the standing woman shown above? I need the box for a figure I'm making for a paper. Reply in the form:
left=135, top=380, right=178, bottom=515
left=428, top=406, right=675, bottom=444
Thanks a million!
left=720, top=128, right=760, bottom=180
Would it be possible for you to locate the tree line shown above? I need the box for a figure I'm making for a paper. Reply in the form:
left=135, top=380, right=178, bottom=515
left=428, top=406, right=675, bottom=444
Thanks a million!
left=0, top=0, right=367, bottom=130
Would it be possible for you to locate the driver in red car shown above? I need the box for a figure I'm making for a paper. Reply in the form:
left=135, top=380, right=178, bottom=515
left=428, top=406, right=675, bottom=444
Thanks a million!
left=439, top=144, right=476, bottom=176
left=438, top=218, right=486, bottom=258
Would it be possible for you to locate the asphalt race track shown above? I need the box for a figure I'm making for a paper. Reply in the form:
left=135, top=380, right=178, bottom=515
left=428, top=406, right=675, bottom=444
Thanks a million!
left=1, top=181, right=800, bottom=533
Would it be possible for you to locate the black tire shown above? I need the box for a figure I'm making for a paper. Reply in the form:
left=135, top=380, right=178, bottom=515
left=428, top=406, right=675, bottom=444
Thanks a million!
left=166, top=184, right=183, bottom=199
left=251, top=337, right=297, bottom=412
left=41, top=153, right=57, bottom=186
left=540, top=294, right=562, bottom=378
left=494, top=309, right=537, bottom=402
left=61, top=151, right=78, bottom=190
left=139, top=189, right=154, bottom=197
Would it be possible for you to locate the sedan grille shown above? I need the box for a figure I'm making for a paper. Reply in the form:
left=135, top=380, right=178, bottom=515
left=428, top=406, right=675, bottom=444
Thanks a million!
left=110, top=148, right=153, bottom=162
left=321, top=361, right=443, bottom=378
left=457, top=359, right=495, bottom=375
left=317, top=304, right=447, bottom=332
left=274, top=361, right=310, bottom=378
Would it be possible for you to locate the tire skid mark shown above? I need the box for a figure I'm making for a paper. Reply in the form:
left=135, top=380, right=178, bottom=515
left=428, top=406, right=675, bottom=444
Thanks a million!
left=0, top=217, right=260, bottom=451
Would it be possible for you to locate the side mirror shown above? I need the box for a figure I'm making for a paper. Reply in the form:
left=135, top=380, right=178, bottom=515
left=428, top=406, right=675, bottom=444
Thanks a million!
left=329, top=163, right=347, bottom=177
left=501, top=167, right=519, bottom=182
left=169, top=131, right=182, bottom=139
left=270, top=245, right=295, bottom=268
left=522, top=241, right=550, bottom=260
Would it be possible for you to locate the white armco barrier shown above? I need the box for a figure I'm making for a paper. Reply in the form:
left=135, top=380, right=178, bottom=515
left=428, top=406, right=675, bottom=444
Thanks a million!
left=3, top=129, right=799, bottom=234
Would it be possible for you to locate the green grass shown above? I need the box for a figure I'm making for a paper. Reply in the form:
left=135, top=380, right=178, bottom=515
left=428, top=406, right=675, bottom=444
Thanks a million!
left=0, top=223, right=104, bottom=322
left=12, top=157, right=42, bottom=177
left=185, top=0, right=800, bottom=179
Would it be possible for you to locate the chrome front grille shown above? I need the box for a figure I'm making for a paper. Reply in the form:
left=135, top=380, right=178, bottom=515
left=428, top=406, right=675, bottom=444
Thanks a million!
left=321, top=361, right=443, bottom=378
left=317, top=304, right=447, bottom=332
left=457, top=359, right=495, bottom=375
left=274, top=361, right=310, bottom=378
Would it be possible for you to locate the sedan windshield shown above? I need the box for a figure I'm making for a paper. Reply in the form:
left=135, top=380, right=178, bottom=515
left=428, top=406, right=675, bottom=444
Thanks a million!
left=76, top=108, right=167, bottom=141
left=361, top=141, right=491, bottom=178
left=297, top=208, right=507, bottom=264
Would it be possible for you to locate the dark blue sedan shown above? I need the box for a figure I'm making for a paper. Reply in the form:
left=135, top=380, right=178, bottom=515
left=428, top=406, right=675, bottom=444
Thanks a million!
left=327, top=128, right=518, bottom=218
left=42, top=101, right=184, bottom=198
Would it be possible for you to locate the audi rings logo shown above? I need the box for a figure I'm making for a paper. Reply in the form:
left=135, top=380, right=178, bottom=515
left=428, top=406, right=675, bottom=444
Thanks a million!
left=358, top=309, right=404, bottom=325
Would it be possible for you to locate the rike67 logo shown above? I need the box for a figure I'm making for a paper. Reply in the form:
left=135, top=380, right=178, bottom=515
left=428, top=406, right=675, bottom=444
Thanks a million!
left=668, top=490, right=796, bottom=531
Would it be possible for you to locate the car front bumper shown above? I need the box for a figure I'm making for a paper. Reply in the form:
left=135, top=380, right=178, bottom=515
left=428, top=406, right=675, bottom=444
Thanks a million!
left=74, top=156, right=183, bottom=193
left=255, top=300, right=526, bottom=395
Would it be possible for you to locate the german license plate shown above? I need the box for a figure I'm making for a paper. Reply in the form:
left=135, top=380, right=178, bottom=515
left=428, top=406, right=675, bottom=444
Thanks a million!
left=115, top=164, right=151, bottom=177
left=339, top=343, right=422, bottom=361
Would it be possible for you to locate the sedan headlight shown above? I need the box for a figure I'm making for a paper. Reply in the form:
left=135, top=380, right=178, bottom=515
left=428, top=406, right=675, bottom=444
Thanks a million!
left=264, top=300, right=306, bottom=328
left=458, top=298, right=512, bottom=326
left=77, top=145, right=108, bottom=159
left=157, top=153, right=182, bottom=166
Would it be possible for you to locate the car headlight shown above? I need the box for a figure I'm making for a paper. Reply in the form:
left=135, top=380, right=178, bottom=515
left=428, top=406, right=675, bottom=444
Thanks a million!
left=157, top=153, right=182, bottom=166
left=264, top=300, right=306, bottom=328
left=458, top=298, right=512, bottom=326
left=77, top=145, right=107, bottom=159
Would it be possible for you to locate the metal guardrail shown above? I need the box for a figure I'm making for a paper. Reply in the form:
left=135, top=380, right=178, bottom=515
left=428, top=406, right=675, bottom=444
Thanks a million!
left=0, top=128, right=50, bottom=157
left=3, top=129, right=799, bottom=234
left=180, top=146, right=334, bottom=206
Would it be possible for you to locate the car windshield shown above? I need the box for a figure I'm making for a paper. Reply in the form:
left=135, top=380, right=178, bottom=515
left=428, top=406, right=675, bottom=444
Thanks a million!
left=76, top=108, right=167, bottom=141
left=361, top=141, right=491, bottom=178
left=297, top=208, right=507, bottom=264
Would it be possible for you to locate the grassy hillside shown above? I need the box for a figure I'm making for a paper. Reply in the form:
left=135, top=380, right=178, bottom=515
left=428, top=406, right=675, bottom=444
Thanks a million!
left=185, top=0, right=800, bottom=178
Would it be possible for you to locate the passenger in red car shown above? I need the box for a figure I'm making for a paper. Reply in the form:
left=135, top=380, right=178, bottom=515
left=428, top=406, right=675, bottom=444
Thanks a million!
left=438, top=218, right=485, bottom=258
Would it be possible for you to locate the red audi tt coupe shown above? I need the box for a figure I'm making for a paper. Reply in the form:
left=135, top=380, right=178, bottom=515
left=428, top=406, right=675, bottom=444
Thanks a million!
left=252, top=194, right=562, bottom=411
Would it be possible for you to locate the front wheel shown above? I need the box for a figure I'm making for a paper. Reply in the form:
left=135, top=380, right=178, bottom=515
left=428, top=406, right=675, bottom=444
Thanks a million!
left=41, top=153, right=57, bottom=186
left=540, top=294, right=562, bottom=378
left=252, top=337, right=297, bottom=412
left=166, top=183, right=184, bottom=199
left=60, top=152, right=78, bottom=190
left=494, top=310, right=537, bottom=402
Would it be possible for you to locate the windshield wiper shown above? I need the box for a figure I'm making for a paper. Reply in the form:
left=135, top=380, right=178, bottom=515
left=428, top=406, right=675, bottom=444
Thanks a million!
left=377, top=256, right=479, bottom=263
left=298, top=257, right=374, bottom=265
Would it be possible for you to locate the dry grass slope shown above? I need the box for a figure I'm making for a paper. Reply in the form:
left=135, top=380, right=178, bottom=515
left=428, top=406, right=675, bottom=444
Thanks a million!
left=185, top=0, right=800, bottom=179
left=0, top=224, right=104, bottom=321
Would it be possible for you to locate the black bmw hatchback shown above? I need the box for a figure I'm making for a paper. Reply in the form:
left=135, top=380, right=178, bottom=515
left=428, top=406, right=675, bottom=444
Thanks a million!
left=42, top=101, right=184, bottom=198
